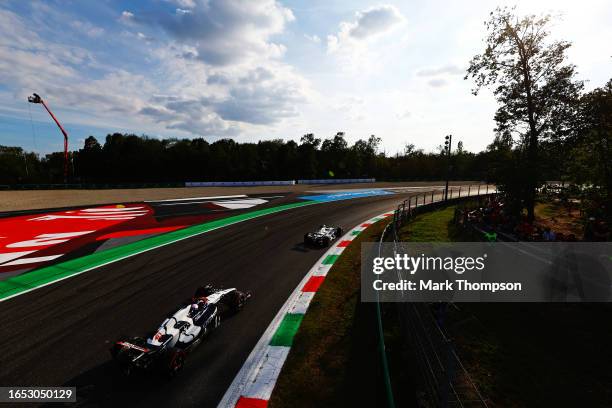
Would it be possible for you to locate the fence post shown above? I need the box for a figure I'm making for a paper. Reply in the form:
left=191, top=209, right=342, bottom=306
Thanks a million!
left=486, top=184, right=489, bottom=194
left=468, top=185, right=471, bottom=196
left=478, top=184, right=481, bottom=196
left=450, top=188, right=453, bottom=199
left=439, top=337, right=455, bottom=408
left=431, top=190, right=435, bottom=203
left=397, top=206, right=401, bottom=226
left=458, top=186, right=461, bottom=198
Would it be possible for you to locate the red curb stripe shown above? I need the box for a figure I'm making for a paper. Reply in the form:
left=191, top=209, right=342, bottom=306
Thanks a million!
left=361, top=222, right=372, bottom=227
left=383, top=213, right=394, bottom=217
left=337, top=240, right=352, bottom=247
left=235, top=396, right=268, bottom=408
left=302, top=276, right=325, bottom=292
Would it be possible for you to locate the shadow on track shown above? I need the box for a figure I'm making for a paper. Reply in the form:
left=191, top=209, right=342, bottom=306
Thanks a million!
left=58, top=359, right=172, bottom=407
left=291, top=242, right=312, bottom=252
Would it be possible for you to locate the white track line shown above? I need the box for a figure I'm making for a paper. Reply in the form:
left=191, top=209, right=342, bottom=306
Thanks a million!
left=145, top=195, right=247, bottom=203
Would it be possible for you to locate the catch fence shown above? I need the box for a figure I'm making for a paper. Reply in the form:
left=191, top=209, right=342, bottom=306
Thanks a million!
left=377, top=184, right=496, bottom=407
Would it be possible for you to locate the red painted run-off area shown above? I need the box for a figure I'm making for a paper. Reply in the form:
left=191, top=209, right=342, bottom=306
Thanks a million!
left=0, top=203, right=225, bottom=274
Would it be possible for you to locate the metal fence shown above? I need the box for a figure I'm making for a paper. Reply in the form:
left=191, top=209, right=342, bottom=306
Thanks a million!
left=377, top=184, right=495, bottom=408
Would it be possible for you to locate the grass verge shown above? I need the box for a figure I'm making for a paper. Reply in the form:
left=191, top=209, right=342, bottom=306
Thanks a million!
left=397, top=205, right=465, bottom=242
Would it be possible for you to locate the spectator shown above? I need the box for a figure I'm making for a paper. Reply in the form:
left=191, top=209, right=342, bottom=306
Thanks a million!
left=543, top=227, right=556, bottom=241
left=584, top=217, right=596, bottom=241
left=515, top=218, right=534, bottom=241
left=593, top=220, right=610, bottom=241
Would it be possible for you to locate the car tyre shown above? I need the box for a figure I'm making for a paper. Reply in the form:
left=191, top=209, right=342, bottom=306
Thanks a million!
left=167, top=349, right=185, bottom=378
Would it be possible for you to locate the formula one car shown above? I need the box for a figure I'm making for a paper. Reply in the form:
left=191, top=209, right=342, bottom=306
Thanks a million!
left=304, top=225, right=343, bottom=247
left=110, top=285, right=250, bottom=377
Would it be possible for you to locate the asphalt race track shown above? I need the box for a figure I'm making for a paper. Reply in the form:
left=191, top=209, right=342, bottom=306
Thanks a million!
left=0, top=190, right=427, bottom=407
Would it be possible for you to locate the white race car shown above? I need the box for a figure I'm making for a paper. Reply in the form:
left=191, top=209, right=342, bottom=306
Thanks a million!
left=304, top=225, right=343, bottom=247
left=110, top=285, right=250, bottom=376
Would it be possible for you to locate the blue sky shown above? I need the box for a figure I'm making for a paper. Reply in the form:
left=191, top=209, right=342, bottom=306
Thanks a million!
left=0, top=0, right=610, bottom=155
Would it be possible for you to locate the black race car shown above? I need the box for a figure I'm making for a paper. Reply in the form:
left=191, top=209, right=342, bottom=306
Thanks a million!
left=304, top=225, right=343, bottom=247
left=110, top=285, right=250, bottom=377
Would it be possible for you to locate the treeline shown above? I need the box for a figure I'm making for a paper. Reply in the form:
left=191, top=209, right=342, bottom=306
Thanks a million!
left=0, top=133, right=496, bottom=184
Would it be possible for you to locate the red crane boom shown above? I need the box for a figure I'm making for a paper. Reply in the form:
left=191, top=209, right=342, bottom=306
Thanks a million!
left=28, top=93, right=69, bottom=183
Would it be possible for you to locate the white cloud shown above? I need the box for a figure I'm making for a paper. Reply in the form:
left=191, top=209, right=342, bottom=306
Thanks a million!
left=427, top=78, right=447, bottom=88
left=131, top=0, right=311, bottom=134
left=327, top=5, right=405, bottom=54
left=165, top=0, right=196, bottom=9
left=304, top=34, right=321, bottom=43
left=118, top=10, right=134, bottom=24
left=416, top=64, right=464, bottom=77
left=70, top=20, right=105, bottom=38
left=146, top=0, right=295, bottom=66
left=139, top=64, right=308, bottom=130
left=136, top=32, right=156, bottom=43
left=396, top=110, right=411, bottom=120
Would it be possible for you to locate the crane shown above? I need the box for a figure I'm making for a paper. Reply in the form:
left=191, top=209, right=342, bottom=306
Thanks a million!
left=27, top=93, right=69, bottom=183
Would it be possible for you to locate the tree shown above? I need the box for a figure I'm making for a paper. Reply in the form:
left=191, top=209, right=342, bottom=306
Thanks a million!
left=456, top=141, right=464, bottom=154
left=567, top=79, right=612, bottom=219
left=300, top=133, right=321, bottom=149
left=367, top=134, right=381, bottom=153
left=298, top=133, right=321, bottom=178
left=579, top=79, right=611, bottom=193
left=321, top=132, right=348, bottom=176
left=466, top=7, right=583, bottom=220
left=76, top=136, right=103, bottom=182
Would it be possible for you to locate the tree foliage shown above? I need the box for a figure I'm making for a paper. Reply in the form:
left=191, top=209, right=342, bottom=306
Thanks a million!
left=565, top=79, right=612, bottom=218
left=466, top=7, right=584, bottom=219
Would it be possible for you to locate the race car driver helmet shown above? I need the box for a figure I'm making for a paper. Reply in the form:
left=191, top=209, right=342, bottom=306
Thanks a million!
left=189, top=302, right=200, bottom=317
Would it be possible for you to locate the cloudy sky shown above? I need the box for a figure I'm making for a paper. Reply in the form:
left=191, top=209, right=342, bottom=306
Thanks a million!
left=0, top=0, right=610, bottom=155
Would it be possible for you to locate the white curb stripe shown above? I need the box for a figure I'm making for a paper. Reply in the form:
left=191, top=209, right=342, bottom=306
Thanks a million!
left=289, top=292, right=316, bottom=315
left=243, top=345, right=291, bottom=400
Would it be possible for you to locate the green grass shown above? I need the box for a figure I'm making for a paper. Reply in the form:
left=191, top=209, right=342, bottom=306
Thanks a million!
left=399, top=207, right=454, bottom=241
left=397, top=205, right=465, bottom=242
